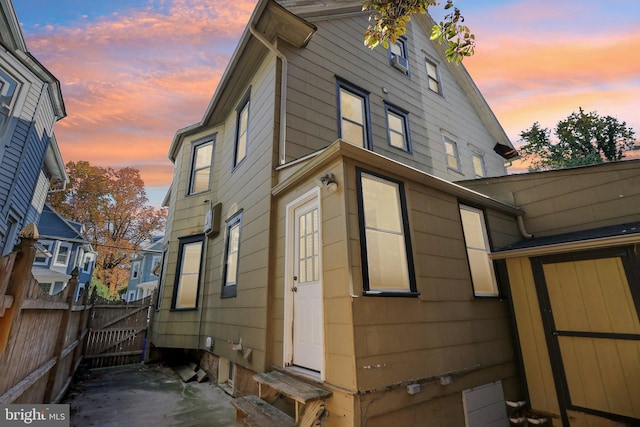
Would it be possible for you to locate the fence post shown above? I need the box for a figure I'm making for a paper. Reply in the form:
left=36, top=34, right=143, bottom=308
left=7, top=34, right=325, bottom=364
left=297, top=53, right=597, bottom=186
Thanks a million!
left=0, top=224, right=38, bottom=354
left=43, top=267, right=79, bottom=403
left=143, top=288, right=158, bottom=364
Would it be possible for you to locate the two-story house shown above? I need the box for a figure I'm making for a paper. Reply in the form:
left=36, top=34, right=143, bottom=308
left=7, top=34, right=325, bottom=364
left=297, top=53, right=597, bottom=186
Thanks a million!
left=151, top=1, right=525, bottom=425
left=124, top=236, right=163, bottom=302
left=0, top=0, right=67, bottom=256
left=32, top=204, right=97, bottom=302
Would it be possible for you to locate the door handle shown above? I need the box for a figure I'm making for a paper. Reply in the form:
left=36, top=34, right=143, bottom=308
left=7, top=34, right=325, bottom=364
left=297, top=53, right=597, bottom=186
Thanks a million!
left=292, top=287, right=298, bottom=292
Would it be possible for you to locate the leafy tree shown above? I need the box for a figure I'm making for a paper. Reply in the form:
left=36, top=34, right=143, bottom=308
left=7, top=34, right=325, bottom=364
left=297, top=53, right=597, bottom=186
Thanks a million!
left=363, top=0, right=474, bottom=63
left=48, top=161, right=166, bottom=295
left=518, top=108, right=636, bottom=171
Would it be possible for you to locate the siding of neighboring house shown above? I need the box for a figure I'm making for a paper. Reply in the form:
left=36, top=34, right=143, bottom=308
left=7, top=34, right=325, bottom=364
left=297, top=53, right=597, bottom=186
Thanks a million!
left=459, top=160, right=640, bottom=237
left=280, top=13, right=507, bottom=180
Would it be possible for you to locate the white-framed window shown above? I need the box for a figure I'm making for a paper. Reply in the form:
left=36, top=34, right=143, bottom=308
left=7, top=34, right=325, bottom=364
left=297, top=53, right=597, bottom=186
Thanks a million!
left=472, top=153, right=486, bottom=177
left=234, top=90, right=250, bottom=169
left=131, top=261, right=141, bottom=280
left=34, top=239, right=54, bottom=265
left=443, top=133, right=462, bottom=173
left=459, top=204, right=499, bottom=297
left=221, top=211, right=243, bottom=299
left=425, top=58, right=442, bottom=94
left=188, top=138, right=214, bottom=195
left=337, top=78, right=371, bottom=150
left=356, top=169, right=417, bottom=295
left=171, top=235, right=204, bottom=309
left=53, top=242, right=72, bottom=267
left=385, top=103, right=411, bottom=152
left=150, top=255, right=161, bottom=277
left=82, top=253, right=94, bottom=273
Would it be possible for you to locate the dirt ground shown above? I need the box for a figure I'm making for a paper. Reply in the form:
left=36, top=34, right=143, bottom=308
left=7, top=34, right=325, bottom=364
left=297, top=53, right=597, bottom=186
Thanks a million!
left=63, top=363, right=236, bottom=427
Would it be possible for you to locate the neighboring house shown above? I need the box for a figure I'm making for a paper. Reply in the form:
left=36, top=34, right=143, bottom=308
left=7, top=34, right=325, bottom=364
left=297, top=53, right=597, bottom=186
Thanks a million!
left=32, top=204, right=97, bottom=302
left=151, top=1, right=525, bottom=425
left=124, top=236, right=163, bottom=302
left=459, top=160, right=640, bottom=426
left=0, top=0, right=67, bottom=256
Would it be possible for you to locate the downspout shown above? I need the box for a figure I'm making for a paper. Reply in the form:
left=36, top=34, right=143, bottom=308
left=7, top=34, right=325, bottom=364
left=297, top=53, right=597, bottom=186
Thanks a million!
left=517, top=215, right=533, bottom=239
left=250, top=24, right=287, bottom=165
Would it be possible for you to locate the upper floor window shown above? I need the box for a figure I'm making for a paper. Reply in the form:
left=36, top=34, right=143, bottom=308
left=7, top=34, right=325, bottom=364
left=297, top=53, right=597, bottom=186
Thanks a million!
left=234, top=90, right=250, bottom=168
left=151, top=255, right=161, bottom=277
left=188, top=138, right=214, bottom=195
left=356, top=169, right=417, bottom=296
left=459, top=204, right=499, bottom=297
left=82, top=253, right=94, bottom=273
left=472, top=153, right=486, bottom=177
left=443, top=134, right=461, bottom=173
left=53, top=242, right=72, bottom=268
left=131, top=261, right=141, bottom=279
left=385, top=103, right=411, bottom=152
left=389, top=38, right=410, bottom=75
left=34, top=240, right=53, bottom=265
left=337, top=79, right=372, bottom=150
left=171, top=235, right=204, bottom=309
left=425, top=58, right=442, bottom=95
left=221, top=211, right=243, bottom=299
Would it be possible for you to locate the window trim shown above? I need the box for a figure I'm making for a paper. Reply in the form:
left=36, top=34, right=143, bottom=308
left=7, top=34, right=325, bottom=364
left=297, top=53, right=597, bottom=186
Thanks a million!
left=81, top=253, right=94, bottom=273
left=131, top=260, right=141, bottom=280
left=170, top=234, right=205, bottom=310
left=442, top=133, right=462, bottom=174
left=233, top=89, right=251, bottom=169
left=336, top=77, right=372, bottom=151
left=356, top=168, right=417, bottom=297
left=221, top=211, right=243, bottom=299
left=458, top=203, right=500, bottom=297
left=156, top=246, right=169, bottom=310
left=425, top=57, right=442, bottom=95
left=388, top=37, right=410, bottom=76
left=34, top=239, right=54, bottom=265
left=187, top=136, right=215, bottom=195
left=471, top=153, right=486, bottom=178
left=384, top=103, right=412, bottom=152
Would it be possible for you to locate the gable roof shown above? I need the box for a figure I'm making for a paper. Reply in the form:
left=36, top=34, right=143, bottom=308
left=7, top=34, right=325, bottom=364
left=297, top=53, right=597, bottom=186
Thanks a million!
left=38, top=204, right=89, bottom=244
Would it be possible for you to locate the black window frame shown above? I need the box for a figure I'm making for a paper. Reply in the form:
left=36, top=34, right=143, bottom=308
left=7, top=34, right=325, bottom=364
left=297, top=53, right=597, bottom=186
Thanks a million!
left=384, top=103, right=412, bottom=152
left=388, top=37, right=410, bottom=76
left=221, top=210, right=243, bottom=299
left=336, top=77, right=373, bottom=151
left=170, top=234, right=205, bottom=310
left=187, top=136, right=215, bottom=195
left=356, top=168, right=418, bottom=297
left=233, top=88, right=251, bottom=170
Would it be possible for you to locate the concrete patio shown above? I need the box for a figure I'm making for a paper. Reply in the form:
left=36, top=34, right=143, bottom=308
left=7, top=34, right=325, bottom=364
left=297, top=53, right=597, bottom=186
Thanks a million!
left=63, top=364, right=236, bottom=427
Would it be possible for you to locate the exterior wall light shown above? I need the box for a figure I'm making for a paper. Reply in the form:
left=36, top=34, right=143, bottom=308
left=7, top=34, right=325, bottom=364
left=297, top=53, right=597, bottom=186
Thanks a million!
left=319, top=173, right=338, bottom=193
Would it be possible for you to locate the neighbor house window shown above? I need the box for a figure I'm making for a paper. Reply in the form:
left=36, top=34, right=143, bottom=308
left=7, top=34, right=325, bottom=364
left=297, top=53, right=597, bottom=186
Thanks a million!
left=82, top=253, right=94, bottom=273
left=425, top=58, right=441, bottom=94
left=34, top=240, right=53, bottom=265
left=221, top=211, right=243, bottom=299
left=234, top=90, right=250, bottom=168
left=131, top=261, right=141, bottom=280
left=337, top=79, right=371, bottom=150
left=472, top=153, right=486, bottom=177
left=389, top=38, right=409, bottom=75
left=459, top=204, right=499, bottom=296
left=357, top=170, right=416, bottom=295
left=53, top=242, right=72, bottom=267
left=385, top=103, right=411, bottom=151
left=188, top=138, right=214, bottom=194
left=443, top=134, right=461, bottom=172
left=171, top=235, right=204, bottom=309
left=151, top=255, right=161, bottom=277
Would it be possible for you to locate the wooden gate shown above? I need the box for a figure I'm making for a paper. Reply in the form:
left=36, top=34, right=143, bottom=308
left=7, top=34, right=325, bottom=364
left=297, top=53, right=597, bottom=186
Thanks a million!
left=84, top=293, right=154, bottom=369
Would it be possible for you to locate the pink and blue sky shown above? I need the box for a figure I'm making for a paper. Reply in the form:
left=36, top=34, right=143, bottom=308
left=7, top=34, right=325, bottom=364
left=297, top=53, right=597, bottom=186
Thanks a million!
left=14, top=0, right=640, bottom=206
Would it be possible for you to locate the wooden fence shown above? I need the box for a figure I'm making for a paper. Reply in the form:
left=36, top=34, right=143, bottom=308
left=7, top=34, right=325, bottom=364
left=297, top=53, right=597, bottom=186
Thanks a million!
left=0, top=224, right=92, bottom=404
left=83, top=293, right=153, bottom=369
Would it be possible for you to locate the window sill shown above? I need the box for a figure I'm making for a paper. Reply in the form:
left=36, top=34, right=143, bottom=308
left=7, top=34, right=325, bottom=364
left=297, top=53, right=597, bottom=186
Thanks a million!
left=363, top=290, right=420, bottom=298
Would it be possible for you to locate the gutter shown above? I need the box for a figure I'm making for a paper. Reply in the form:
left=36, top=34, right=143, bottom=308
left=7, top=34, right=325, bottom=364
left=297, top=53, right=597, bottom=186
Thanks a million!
left=249, top=24, right=288, bottom=165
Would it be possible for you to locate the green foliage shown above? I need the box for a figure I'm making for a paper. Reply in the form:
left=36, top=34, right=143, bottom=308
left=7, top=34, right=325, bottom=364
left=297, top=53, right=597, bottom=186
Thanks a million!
left=363, top=0, right=475, bottom=63
left=88, top=278, right=120, bottom=301
left=519, top=108, right=636, bottom=171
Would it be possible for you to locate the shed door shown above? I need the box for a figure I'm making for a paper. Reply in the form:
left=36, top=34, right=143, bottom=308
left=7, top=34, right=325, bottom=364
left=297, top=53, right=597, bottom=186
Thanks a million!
left=291, top=198, right=323, bottom=372
left=534, top=249, right=640, bottom=424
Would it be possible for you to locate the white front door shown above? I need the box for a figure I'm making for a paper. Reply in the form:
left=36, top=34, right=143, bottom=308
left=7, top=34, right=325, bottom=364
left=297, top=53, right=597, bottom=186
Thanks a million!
left=291, top=197, right=323, bottom=372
